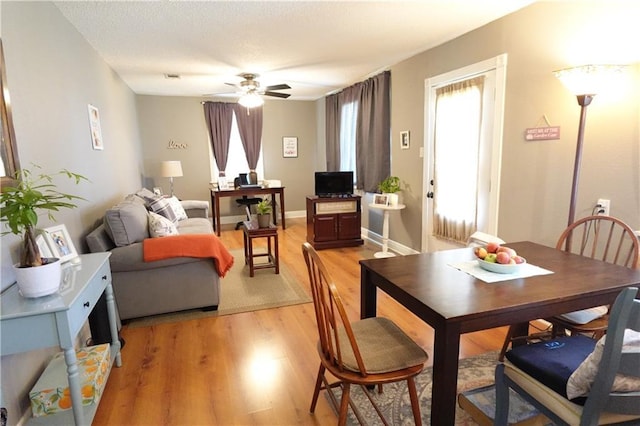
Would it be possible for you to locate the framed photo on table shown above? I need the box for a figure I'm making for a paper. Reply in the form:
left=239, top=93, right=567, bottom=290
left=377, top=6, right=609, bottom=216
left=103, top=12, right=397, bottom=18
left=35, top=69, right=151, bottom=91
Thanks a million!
left=373, top=194, right=389, bottom=206
left=42, top=224, right=78, bottom=263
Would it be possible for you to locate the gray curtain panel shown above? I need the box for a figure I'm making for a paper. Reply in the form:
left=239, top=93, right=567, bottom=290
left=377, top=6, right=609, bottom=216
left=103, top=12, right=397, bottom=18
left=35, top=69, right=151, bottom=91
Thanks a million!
left=203, top=102, right=234, bottom=176
left=233, top=104, right=263, bottom=171
left=324, top=71, right=390, bottom=192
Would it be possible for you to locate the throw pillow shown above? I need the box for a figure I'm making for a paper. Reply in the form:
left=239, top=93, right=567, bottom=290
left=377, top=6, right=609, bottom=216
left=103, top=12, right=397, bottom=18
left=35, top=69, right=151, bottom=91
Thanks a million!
left=166, top=196, right=188, bottom=221
left=147, top=196, right=178, bottom=223
left=566, top=329, right=640, bottom=399
left=103, top=200, right=150, bottom=247
left=148, top=212, right=178, bottom=238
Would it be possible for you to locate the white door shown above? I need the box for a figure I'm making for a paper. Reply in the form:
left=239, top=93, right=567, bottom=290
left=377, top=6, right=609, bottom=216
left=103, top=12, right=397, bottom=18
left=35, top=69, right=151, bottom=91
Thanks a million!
left=421, top=55, right=507, bottom=252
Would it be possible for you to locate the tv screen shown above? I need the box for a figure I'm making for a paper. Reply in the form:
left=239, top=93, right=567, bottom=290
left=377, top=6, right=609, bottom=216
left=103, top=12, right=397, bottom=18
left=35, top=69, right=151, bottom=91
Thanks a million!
left=315, top=171, right=354, bottom=197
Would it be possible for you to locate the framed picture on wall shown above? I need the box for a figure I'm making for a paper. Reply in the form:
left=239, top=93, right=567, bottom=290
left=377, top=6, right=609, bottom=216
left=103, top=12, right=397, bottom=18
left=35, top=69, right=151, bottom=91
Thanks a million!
left=400, top=131, right=410, bottom=150
left=283, top=137, right=298, bottom=158
left=88, top=104, right=104, bottom=150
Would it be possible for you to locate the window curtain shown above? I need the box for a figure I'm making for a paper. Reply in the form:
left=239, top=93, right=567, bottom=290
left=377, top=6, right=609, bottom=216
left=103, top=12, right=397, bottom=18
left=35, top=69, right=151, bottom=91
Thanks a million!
left=203, top=101, right=234, bottom=177
left=433, top=76, right=484, bottom=243
left=233, top=104, right=263, bottom=173
left=325, top=94, right=340, bottom=171
left=324, top=70, right=390, bottom=192
left=356, top=71, right=390, bottom=193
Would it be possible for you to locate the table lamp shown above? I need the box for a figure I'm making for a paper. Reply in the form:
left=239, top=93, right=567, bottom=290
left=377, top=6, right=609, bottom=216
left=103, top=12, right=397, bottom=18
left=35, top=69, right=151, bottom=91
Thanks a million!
left=160, top=160, right=183, bottom=197
left=553, top=64, right=624, bottom=233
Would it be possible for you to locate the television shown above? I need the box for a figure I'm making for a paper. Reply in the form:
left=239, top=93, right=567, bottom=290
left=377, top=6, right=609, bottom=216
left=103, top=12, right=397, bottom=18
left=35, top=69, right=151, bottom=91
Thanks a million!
left=314, top=171, right=354, bottom=197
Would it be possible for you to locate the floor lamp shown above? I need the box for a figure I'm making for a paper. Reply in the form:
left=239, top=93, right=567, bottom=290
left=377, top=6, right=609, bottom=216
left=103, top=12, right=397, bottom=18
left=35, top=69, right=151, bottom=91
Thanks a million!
left=553, top=64, right=624, bottom=234
left=161, top=160, right=183, bottom=197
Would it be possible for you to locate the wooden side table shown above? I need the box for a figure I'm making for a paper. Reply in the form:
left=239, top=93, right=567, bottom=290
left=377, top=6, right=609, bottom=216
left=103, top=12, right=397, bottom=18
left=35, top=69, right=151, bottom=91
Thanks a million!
left=242, top=221, right=279, bottom=277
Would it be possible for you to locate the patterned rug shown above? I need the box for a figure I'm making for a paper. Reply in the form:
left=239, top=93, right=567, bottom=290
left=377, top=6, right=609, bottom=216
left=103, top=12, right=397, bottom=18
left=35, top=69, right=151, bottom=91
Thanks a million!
left=127, top=249, right=311, bottom=327
left=326, top=351, right=551, bottom=425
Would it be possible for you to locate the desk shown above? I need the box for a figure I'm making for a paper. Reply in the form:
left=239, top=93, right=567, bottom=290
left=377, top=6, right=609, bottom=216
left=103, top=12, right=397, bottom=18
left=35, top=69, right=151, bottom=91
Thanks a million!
left=210, top=186, right=285, bottom=236
left=368, top=203, right=405, bottom=258
left=1, top=253, right=122, bottom=425
left=360, top=241, right=640, bottom=425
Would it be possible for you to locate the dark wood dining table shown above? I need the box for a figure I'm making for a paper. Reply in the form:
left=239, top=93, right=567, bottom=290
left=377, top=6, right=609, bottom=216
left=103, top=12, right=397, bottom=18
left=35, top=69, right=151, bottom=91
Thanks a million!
left=360, top=241, right=640, bottom=425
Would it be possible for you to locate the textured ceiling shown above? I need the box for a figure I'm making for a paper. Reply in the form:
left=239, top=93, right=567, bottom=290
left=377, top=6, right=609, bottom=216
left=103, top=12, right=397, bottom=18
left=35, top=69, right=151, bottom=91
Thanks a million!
left=54, top=1, right=535, bottom=100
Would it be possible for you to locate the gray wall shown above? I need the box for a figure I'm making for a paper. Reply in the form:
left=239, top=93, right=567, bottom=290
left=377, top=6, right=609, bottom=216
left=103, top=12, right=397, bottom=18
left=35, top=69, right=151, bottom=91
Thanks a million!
left=2, top=0, right=639, bottom=423
left=384, top=1, right=640, bottom=250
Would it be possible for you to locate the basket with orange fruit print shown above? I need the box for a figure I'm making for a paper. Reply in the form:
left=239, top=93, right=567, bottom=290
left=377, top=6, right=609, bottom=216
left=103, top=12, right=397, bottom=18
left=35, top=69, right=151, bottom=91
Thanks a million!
left=29, top=344, right=110, bottom=417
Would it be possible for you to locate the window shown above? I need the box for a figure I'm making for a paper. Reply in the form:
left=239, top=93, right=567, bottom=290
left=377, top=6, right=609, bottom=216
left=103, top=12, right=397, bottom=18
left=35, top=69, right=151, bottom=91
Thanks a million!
left=339, top=101, right=358, bottom=181
left=209, top=112, right=264, bottom=182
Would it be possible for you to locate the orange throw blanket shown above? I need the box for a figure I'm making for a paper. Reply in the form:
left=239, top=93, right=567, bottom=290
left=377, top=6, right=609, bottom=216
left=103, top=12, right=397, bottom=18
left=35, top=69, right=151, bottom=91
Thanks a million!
left=143, top=234, right=234, bottom=278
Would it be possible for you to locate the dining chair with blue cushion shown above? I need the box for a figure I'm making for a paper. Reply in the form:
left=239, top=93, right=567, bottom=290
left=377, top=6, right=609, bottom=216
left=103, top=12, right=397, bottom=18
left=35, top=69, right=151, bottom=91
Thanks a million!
left=495, top=287, right=640, bottom=426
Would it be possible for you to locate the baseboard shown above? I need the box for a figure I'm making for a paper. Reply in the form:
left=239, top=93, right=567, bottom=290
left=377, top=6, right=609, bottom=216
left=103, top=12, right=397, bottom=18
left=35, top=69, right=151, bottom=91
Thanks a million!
left=361, top=228, right=419, bottom=256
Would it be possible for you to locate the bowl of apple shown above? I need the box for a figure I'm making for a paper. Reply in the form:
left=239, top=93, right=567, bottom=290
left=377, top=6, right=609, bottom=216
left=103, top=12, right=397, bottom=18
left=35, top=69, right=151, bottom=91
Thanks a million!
left=474, top=242, right=526, bottom=274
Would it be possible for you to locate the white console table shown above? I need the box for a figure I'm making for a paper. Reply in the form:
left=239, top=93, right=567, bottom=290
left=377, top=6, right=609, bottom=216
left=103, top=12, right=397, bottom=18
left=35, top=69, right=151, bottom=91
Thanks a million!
left=0, top=252, right=121, bottom=425
left=369, top=203, right=406, bottom=258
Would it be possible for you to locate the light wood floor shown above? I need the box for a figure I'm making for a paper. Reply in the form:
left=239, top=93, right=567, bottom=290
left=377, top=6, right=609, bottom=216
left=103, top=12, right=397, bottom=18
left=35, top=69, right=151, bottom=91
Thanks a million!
left=93, top=218, right=508, bottom=425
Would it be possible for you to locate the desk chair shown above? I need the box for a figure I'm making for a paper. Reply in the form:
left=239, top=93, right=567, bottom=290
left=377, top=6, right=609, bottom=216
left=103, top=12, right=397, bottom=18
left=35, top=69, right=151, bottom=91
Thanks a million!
left=495, top=287, right=640, bottom=426
left=302, top=242, right=428, bottom=425
left=499, top=215, right=640, bottom=361
left=233, top=177, right=261, bottom=230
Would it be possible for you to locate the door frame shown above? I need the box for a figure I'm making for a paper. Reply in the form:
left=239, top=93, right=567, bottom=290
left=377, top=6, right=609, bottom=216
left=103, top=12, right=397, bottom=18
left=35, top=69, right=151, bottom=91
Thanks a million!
left=421, top=54, right=508, bottom=252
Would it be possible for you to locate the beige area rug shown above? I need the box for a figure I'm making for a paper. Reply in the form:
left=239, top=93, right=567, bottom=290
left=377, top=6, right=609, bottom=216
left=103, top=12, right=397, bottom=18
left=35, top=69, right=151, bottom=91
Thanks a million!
left=330, top=351, right=552, bottom=425
left=127, top=249, right=311, bottom=327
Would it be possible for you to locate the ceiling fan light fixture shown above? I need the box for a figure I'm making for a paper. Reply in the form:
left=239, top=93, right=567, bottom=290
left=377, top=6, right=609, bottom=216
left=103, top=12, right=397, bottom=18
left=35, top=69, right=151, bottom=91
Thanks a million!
left=238, top=91, right=264, bottom=108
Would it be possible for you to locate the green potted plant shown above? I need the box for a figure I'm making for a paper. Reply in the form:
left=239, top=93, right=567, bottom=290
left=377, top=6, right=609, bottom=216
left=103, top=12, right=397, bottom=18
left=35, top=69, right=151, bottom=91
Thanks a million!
left=0, top=165, right=87, bottom=297
left=255, top=198, right=272, bottom=228
left=377, top=176, right=402, bottom=206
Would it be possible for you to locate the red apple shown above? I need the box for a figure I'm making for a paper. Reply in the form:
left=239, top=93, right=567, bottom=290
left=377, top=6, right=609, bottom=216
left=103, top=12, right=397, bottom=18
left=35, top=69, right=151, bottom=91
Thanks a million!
left=486, top=242, right=500, bottom=253
left=496, top=252, right=511, bottom=264
left=496, top=246, right=517, bottom=258
left=513, top=256, right=526, bottom=264
left=475, top=247, right=488, bottom=259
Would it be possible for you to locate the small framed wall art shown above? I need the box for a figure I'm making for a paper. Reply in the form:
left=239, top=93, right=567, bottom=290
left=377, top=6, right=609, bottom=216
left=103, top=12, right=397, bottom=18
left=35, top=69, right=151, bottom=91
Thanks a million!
left=400, top=131, right=410, bottom=150
left=282, top=137, right=298, bottom=158
left=42, top=224, right=78, bottom=263
left=88, top=104, right=104, bottom=150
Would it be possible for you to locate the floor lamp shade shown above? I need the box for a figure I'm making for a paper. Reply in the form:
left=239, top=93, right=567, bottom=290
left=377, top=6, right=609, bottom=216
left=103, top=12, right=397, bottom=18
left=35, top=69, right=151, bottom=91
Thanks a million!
left=161, top=160, right=183, bottom=196
left=553, top=64, right=625, bottom=248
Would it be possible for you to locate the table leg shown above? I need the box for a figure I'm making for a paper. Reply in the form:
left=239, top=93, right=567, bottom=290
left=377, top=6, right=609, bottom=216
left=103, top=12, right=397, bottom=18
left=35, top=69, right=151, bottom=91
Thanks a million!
left=105, top=282, right=122, bottom=367
left=271, top=192, right=278, bottom=226
left=360, top=268, right=378, bottom=319
left=274, top=234, right=279, bottom=274
left=214, top=193, right=221, bottom=236
left=431, top=325, right=461, bottom=425
left=63, top=346, right=85, bottom=425
left=279, top=190, right=286, bottom=229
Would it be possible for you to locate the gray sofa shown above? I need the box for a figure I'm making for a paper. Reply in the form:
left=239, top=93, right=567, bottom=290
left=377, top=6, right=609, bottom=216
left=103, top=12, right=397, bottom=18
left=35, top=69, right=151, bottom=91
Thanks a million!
left=86, top=192, right=221, bottom=320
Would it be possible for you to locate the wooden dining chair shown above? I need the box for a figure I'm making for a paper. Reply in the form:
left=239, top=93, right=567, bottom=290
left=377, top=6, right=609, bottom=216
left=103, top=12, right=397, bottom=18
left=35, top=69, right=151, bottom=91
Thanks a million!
left=301, top=242, right=428, bottom=426
left=499, top=215, right=640, bottom=361
left=495, top=287, right=640, bottom=426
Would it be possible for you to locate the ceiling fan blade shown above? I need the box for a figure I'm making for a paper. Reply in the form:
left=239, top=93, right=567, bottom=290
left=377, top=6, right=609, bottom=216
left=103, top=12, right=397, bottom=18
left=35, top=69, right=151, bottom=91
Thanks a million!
left=224, top=82, right=240, bottom=88
left=265, top=84, right=291, bottom=91
left=263, top=91, right=291, bottom=99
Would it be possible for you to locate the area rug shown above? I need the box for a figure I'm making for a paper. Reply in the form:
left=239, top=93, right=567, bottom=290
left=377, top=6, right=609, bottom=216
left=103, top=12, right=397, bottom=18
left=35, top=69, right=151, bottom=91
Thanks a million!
left=328, top=351, right=552, bottom=425
left=127, top=249, right=311, bottom=327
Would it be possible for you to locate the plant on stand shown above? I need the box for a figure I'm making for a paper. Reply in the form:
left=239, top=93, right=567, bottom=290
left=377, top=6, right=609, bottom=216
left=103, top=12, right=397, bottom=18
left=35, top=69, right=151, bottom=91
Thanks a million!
left=255, top=198, right=272, bottom=228
left=377, top=176, right=402, bottom=206
left=0, top=165, right=87, bottom=297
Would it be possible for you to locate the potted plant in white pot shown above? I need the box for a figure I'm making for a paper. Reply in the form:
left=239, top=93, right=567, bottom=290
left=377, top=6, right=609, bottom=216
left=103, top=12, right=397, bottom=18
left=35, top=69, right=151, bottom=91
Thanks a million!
left=0, top=165, right=87, bottom=297
left=377, top=176, right=402, bottom=206
left=255, top=198, right=272, bottom=228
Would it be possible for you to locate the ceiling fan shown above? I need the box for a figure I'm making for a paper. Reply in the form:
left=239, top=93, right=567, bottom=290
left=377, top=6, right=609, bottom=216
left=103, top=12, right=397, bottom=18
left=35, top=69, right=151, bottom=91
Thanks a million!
left=224, top=73, right=291, bottom=107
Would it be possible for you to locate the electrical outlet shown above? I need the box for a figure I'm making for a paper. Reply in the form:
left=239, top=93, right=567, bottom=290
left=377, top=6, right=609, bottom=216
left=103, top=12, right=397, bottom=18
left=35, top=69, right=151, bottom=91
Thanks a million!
left=597, top=198, right=610, bottom=216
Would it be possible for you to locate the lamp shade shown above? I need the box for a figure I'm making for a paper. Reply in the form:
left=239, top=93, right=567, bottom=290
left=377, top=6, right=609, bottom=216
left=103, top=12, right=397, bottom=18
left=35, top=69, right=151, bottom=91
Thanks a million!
left=553, top=64, right=625, bottom=96
left=238, top=92, right=264, bottom=108
left=161, top=160, right=183, bottom=178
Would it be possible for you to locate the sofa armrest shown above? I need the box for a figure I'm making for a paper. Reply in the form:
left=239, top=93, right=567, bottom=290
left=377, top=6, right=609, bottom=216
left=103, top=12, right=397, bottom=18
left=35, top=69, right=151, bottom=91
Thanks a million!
left=181, top=200, right=209, bottom=218
left=86, top=224, right=116, bottom=253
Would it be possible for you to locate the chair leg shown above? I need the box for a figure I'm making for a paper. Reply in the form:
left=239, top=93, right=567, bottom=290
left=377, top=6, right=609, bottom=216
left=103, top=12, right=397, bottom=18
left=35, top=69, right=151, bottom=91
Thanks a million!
left=338, top=382, right=351, bottom=426
left=310, top=364, right=325, bottom=413
left=499, top=325, right=514, bottom=362
left=407, top=376, right=422, bottom=426
left=494, top=363, right=509, bottom=426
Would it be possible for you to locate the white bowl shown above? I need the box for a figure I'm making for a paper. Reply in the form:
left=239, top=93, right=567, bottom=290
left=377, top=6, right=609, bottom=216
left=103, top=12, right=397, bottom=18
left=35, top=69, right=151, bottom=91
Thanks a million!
left=477, top=258, right=526, bottom=274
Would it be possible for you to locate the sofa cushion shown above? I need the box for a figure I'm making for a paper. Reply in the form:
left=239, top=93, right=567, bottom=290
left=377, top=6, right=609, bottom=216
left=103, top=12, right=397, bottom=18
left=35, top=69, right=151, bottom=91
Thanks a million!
left=148, top=212, right=178, bottom=238
left=167, top=196, right=188, bottom=221
left=103, top=200, right=150, bottom=247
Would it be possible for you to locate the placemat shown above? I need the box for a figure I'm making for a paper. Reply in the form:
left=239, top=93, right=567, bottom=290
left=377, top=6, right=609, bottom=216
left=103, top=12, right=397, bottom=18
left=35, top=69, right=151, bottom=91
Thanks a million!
left=448, top=260, right=553, bottom=283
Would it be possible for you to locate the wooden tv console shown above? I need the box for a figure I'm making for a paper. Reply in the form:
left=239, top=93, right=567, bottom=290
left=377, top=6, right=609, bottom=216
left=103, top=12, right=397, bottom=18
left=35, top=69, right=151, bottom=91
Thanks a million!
left=306, top=195, right=363, bottom=250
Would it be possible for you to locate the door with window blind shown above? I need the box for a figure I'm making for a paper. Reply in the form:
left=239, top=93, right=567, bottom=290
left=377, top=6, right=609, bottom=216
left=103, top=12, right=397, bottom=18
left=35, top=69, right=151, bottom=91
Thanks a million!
left=422, top=55, right=507, bottom=252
